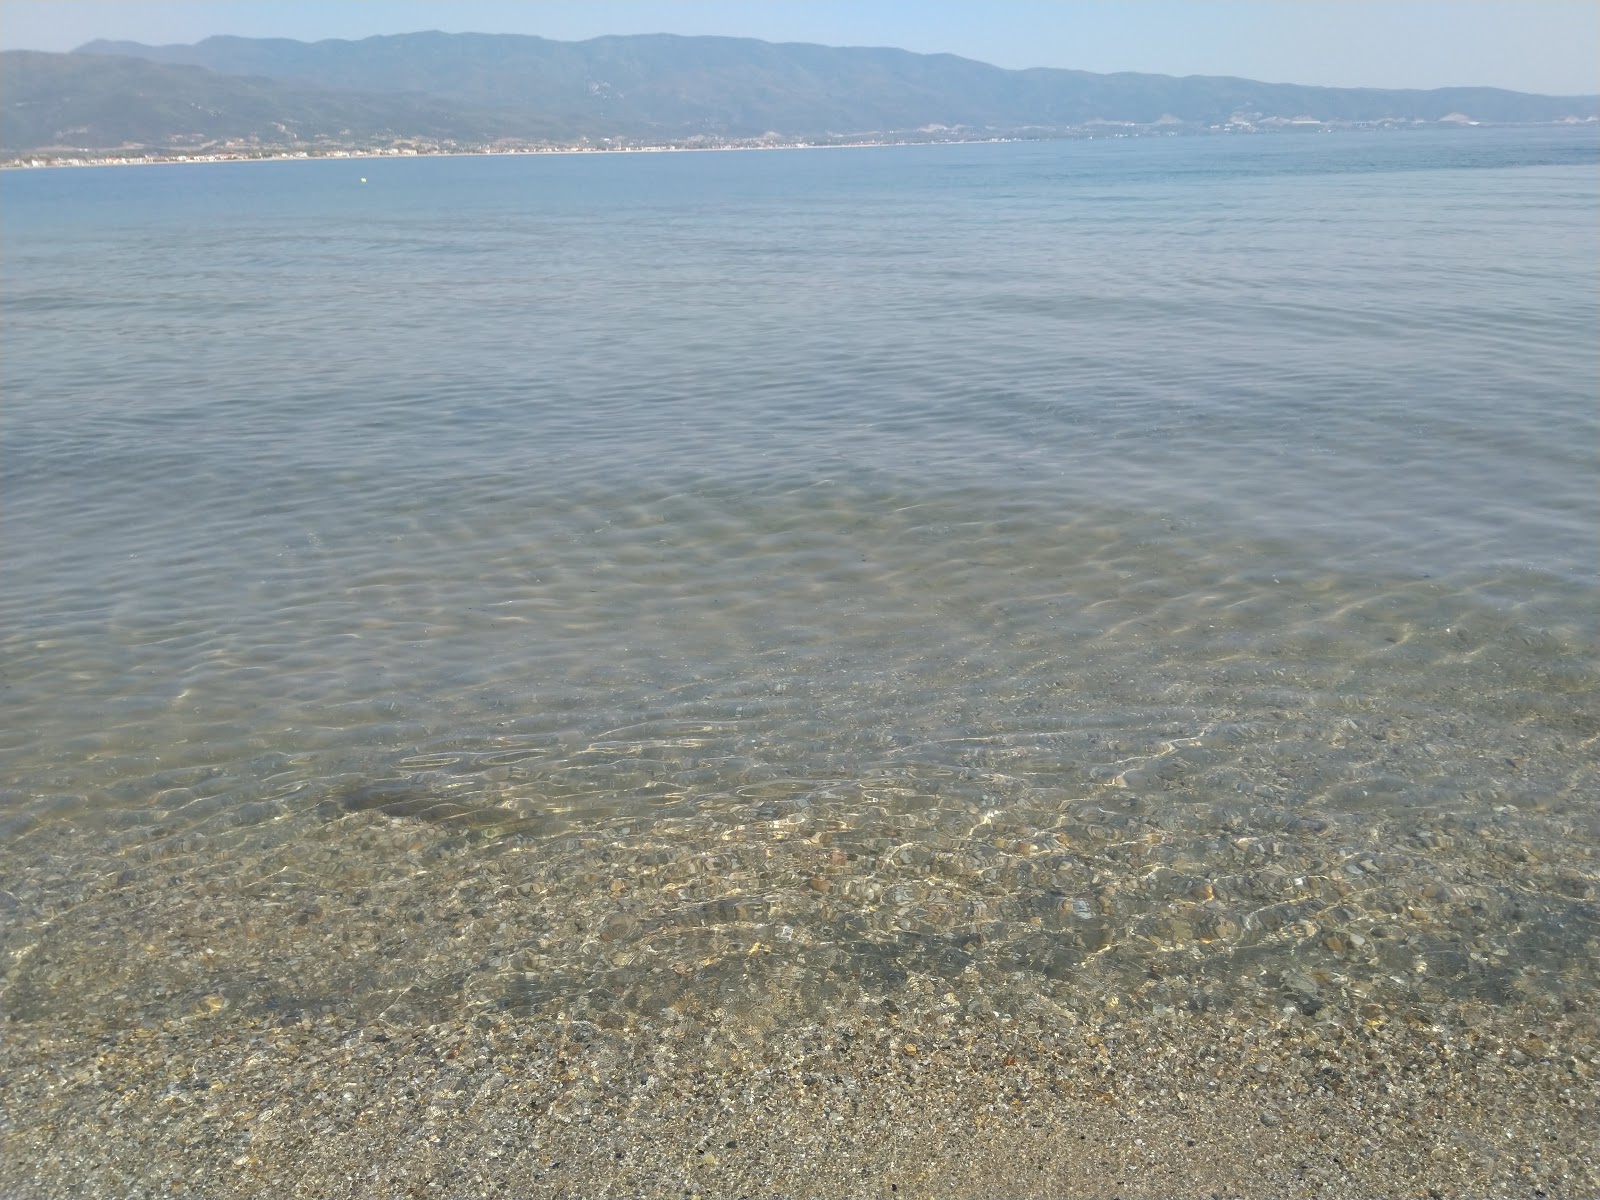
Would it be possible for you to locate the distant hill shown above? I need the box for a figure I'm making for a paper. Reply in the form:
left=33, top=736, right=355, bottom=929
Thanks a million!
left=5, top=31, right=1595, bottom=155
left=76, top=32, right=1600, bottom=130
left=0, top=49, right=568, bottom=152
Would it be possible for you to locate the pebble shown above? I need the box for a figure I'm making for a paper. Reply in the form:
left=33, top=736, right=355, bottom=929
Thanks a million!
left=4, top=999, right=1594, bottom=1200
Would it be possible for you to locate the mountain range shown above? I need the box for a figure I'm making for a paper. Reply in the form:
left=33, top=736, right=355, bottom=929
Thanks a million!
left=4, top=31, right=1596, bottom=155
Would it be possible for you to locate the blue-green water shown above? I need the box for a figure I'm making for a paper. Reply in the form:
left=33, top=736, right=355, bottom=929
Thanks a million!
left=2, top=129, right=1597, bottom=1029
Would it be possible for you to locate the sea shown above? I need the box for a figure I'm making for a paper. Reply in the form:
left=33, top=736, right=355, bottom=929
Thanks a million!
left=2, top=127, right=1597, bottom=1033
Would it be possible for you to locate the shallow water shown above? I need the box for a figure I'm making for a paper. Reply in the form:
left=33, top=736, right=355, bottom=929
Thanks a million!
left=2, top=129, right=1597, bottom=1033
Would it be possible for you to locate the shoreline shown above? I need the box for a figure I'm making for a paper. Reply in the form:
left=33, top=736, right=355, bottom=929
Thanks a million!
left=6, top=119, right=1593, bottom=172
left=4, top=793, right=1597, bottom=1197
left=3, top=139, right=995, bottom=172
left=5, top=997, right=1594, bottom=1198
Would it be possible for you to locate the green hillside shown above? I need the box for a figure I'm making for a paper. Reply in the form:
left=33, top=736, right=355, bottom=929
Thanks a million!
left=5, top=31, right=1595, bottom=155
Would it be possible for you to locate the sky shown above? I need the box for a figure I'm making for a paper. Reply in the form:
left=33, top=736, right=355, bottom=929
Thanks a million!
left=1, top=1, right=1596, bottom=96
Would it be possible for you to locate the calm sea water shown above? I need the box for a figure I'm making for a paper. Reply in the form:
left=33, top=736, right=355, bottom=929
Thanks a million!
left=2, top=128, right=1597, bottom=1029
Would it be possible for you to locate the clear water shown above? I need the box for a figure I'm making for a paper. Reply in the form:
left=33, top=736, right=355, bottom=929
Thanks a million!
left=2, top=129, right=1597, bottom=1031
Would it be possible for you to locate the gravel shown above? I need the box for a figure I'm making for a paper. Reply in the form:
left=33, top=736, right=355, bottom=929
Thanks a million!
left=4, top=993, right=1596, bottom=1198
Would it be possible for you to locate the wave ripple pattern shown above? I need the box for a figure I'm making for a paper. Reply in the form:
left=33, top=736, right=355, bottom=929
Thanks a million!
left=2, top=129, right=1597, bottom=1036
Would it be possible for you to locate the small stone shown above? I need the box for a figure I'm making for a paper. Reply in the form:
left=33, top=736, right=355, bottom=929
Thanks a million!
left=1260, top=1109, right=1283, bottom=1128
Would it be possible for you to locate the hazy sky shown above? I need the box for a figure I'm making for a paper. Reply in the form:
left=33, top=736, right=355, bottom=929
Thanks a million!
left=2, top=1, right=1596, bottom=95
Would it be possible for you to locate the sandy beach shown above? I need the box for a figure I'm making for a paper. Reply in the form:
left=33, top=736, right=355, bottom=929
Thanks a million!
left=3, top=801, right=1595, bottom=1200
left=4, top=996, right=1595, bottom=1198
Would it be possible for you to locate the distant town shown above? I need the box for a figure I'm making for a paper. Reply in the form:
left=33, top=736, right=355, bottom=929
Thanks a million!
left=11, top=112, right=1592, bottom=170
left=8, top=32, right=1593, bottom=169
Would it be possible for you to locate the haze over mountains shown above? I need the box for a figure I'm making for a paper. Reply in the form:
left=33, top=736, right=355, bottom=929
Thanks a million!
left=5, top=30, right=1597, bottom=155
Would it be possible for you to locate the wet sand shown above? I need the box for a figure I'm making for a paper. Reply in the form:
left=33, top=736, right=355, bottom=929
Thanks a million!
left=4, top=998, right=1595, bottom=1198
left=4, top=744, right=1597, bottom=1197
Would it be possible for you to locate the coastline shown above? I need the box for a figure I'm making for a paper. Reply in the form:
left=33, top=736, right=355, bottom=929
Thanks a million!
left=4, top=795, right=1596, bottom=1199
left=3, top=139, right=992, bottom=172
left=7, top=118, right=1592, bottom=172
